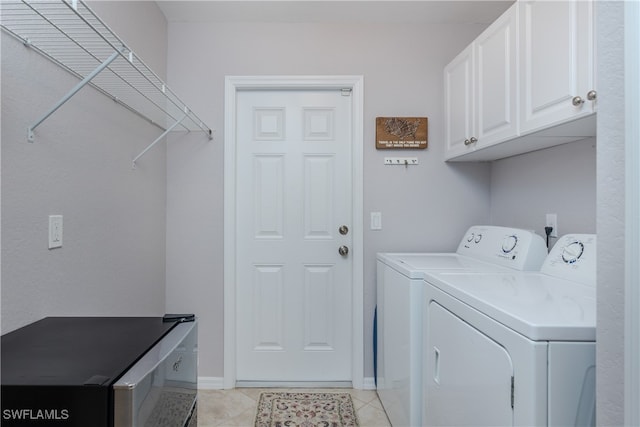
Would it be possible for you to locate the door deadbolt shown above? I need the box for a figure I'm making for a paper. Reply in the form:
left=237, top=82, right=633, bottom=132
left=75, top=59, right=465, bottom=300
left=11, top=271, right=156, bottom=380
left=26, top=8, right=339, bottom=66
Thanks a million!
left=338, top=246, right=349, bottom=256
left=339, top=225, right=349, bottom=235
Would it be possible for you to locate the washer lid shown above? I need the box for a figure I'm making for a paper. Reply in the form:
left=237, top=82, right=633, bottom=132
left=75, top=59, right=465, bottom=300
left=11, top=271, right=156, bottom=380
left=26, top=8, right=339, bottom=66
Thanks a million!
left=376, top=253, right=508, bottom=278
left=425, top=271, right=596, bottom=341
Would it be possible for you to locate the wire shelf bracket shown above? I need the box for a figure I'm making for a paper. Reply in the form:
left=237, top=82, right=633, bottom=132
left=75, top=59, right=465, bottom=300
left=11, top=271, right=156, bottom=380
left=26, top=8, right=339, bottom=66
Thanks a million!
left=27, top=47, right=124, bottom=142
left=132, top=110, right=188, bottom=169
left=1, top=0, right=214, bottom=161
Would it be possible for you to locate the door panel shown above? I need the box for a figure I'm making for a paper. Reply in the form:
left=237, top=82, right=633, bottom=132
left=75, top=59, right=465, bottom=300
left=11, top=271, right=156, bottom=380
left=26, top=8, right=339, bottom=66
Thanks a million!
left=236, top=89, right=352, bottom=381
left=253, top=155, right=284, bottom=238
left=303, top=264, right=335, bottom=351
left=251, top=264, right=285, bottom=351
left=304, top=155, right=334, bottom=238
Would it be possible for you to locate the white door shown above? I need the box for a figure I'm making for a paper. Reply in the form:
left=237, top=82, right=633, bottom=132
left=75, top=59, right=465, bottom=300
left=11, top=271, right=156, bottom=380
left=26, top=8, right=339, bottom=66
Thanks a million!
left=235, top=89, right=353, bottom=382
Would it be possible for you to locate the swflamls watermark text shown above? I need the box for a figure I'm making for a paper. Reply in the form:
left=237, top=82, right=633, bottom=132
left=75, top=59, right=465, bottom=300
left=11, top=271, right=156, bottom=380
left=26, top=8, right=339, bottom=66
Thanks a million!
left=3, top=408, right=70, bottom=420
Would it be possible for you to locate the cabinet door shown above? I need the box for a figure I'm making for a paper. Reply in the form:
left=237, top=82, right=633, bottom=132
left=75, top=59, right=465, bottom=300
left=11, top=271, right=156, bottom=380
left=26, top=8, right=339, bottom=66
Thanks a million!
left=476, top=4, right=519, bottom=147
left=444, top=44, right=474, bottom=159
left=520, top=0, right=594, bottom=134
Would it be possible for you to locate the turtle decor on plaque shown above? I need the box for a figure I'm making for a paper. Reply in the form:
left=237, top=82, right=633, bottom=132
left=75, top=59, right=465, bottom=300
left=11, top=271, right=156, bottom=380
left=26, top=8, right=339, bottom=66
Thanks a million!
left=376, top=117, right=428, bottom=149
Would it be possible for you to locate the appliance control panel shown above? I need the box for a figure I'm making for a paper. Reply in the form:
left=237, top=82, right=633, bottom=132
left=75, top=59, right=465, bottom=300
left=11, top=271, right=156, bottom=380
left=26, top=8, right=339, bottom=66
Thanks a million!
left=456, top=225, right=547, bottom=271
left=541, top=234, right=596, bottom=286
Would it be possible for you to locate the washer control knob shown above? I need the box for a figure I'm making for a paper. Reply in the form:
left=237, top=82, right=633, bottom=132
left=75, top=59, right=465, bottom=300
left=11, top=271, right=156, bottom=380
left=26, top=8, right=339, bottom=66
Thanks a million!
left=501, top=235, right=518, bottom=253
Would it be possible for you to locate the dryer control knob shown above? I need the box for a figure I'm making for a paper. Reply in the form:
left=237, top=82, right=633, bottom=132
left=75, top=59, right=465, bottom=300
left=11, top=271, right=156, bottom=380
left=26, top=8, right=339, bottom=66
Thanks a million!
left=562, top=241, right=585, bottom=264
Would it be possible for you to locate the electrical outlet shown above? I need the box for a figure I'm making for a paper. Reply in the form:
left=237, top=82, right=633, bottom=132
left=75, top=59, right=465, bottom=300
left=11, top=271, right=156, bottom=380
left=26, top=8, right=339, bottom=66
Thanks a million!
left=49, top=215, right=63, bottom=249
left=546, top=213, right=558, bottom=238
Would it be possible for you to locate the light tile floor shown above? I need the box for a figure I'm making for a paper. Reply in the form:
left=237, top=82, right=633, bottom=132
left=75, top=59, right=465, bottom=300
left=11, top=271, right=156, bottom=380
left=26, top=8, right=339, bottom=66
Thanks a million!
left=196, top=388, right=391, bottom=427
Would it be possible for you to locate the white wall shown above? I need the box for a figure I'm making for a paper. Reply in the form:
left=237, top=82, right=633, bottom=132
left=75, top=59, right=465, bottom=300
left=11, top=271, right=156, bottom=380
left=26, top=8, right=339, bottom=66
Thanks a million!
left=596, top=1, right=626, bottom=425
left=0, top=2, right=168, bottom=332
left=165, top=21, right=493, bottom=378
left=624, top=2, right=640, bottom=424
left=490, top=138, right=597, bottom=239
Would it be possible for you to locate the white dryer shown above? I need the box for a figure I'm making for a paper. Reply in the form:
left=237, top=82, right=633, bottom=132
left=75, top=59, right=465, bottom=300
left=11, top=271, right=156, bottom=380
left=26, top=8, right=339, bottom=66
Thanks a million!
left=422, top=234, right=596, bottom=427
left=376, top=225, right=547, bottom=427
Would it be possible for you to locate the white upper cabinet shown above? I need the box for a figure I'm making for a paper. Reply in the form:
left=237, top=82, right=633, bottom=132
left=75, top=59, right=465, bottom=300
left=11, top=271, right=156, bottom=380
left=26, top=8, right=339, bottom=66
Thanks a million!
left=444, top=0, right=595, bottom=162
left=519, top=0, right=595, bottom=134
left=444, top=4, right=519, bottom=160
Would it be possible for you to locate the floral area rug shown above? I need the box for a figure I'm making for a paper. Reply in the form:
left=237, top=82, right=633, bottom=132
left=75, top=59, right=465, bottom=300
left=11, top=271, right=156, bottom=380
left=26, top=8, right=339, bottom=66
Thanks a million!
left=255, top=392, right=359, bottom=427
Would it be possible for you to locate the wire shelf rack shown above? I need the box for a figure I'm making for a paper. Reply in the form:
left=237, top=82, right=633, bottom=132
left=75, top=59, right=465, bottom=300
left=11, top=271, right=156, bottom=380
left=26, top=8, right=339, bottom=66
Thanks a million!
left=1, top=0, right=213, bottom=165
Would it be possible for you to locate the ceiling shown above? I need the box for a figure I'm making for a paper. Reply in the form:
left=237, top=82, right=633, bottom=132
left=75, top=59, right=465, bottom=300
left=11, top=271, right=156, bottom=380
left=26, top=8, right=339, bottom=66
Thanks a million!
left=156, top=1, right=514, bottom=25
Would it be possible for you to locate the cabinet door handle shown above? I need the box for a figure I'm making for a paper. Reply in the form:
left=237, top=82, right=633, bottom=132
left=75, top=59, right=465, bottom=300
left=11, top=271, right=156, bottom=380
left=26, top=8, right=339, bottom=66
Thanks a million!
left=464, top=137, right=477, bottom=146
left=572, top=96, right=585, bottom=106
left=587, top=90, right=597, bottom=101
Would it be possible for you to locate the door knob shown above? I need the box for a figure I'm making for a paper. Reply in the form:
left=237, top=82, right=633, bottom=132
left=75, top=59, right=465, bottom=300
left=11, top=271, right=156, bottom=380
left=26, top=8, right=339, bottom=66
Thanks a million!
left=339, top=225, right=349, bottom=235
left=338, top=246, right=349, bottom=256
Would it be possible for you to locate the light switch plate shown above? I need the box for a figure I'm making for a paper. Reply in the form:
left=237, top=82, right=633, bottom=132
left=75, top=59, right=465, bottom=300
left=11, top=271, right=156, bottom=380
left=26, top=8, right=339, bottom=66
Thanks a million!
left=49, top=215, right=63, bottom=249
left=371, top=212, right=382, bottom=230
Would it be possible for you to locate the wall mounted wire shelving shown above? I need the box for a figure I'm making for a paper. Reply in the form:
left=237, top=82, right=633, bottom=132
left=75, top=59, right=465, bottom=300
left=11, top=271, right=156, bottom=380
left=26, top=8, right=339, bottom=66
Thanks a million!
left=0, top=0, right=214, bottom=167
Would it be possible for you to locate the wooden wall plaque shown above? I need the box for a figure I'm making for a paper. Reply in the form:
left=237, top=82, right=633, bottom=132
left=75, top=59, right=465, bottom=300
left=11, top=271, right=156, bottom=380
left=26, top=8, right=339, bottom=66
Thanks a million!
left=376, top=117, right=428, bottom=149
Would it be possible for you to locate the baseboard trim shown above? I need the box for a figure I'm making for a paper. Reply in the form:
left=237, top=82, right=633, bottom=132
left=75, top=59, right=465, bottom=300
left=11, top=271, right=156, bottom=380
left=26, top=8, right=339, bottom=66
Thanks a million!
left=198, top=376, right=225, bottom=390
left=236, top=380, right=352, bottom=388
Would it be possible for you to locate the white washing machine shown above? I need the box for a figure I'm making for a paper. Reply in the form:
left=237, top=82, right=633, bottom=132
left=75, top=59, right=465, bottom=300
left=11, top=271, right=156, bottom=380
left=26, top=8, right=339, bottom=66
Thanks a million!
left=376, top=225, right=547, bottom=427
left=422, top=234, right=596, bottom=427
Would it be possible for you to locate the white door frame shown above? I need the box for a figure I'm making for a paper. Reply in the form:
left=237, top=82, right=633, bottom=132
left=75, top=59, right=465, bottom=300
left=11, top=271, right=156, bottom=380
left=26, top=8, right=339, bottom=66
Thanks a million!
left=223, top=76, right=364, bottom=389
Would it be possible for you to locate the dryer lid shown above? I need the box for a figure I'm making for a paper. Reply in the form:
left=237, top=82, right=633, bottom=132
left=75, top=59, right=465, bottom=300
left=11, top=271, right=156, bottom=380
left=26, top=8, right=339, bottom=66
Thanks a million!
left=426, top=271, right=596, bottom=341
